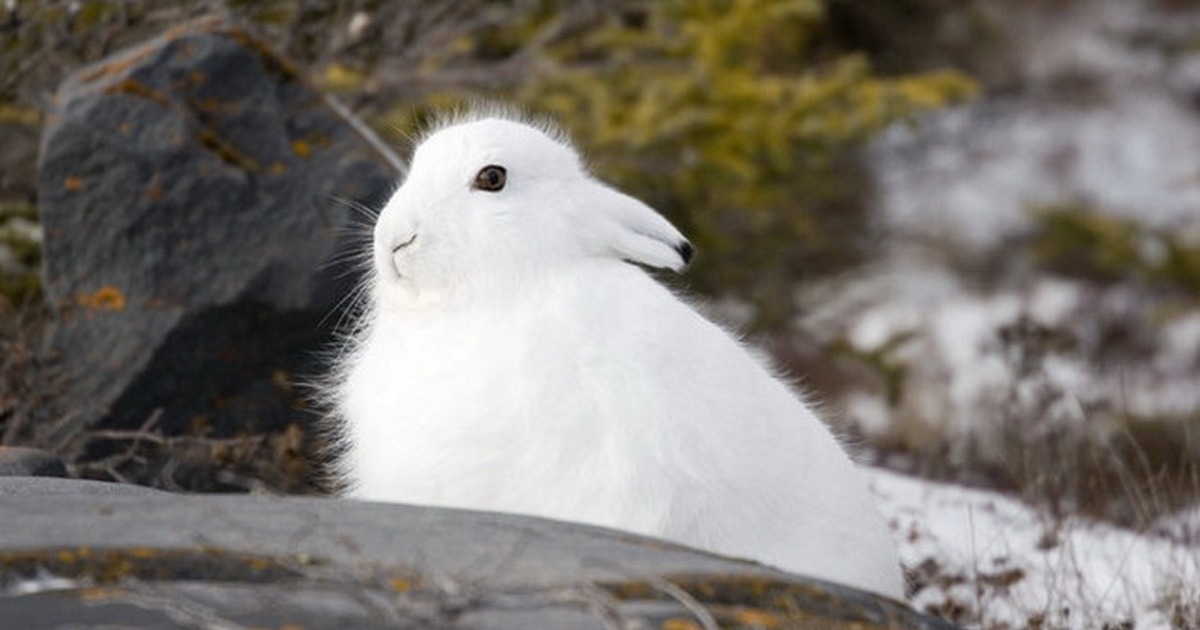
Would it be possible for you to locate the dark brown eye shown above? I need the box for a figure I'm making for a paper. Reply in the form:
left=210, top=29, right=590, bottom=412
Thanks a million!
left=472, top=165, right=507, bottom=192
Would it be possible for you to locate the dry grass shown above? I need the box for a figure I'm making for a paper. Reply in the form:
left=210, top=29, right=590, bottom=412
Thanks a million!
left=75, top=411, right=319, bottom=494
left=0, top=298, right=49, bottom=446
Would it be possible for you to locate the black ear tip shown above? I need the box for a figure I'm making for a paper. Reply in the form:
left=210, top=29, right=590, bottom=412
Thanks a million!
left=676, top=241, right=695, bottom=265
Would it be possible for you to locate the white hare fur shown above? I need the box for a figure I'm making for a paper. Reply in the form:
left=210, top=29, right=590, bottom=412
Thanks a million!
left=331, top=109, right=904, bottom=598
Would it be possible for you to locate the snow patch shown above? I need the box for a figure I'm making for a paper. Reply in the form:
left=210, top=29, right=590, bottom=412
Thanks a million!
left=871, top=468, right=1200, bottom=629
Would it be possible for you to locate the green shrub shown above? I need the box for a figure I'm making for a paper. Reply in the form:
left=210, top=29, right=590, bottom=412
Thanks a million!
left=1029, top=204, right=1200, bottom=297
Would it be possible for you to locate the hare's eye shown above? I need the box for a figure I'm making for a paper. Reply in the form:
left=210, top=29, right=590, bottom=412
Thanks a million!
left=472, top=165, right=507, bottom=192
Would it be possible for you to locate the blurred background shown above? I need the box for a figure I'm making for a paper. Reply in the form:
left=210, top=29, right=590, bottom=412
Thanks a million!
left=1, top=0, right=1198, bottom=538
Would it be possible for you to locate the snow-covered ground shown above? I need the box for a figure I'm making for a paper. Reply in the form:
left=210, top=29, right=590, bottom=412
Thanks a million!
left=870, top=468, right=1199, bottom=629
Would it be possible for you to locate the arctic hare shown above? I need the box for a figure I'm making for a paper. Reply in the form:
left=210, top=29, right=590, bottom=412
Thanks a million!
left=330, top=110, right=904, bottom=598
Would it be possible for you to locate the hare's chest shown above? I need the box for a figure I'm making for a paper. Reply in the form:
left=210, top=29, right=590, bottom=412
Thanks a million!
left=346, top=313, right=595, bottom=433
left=341, top=314, right=648, bottom=509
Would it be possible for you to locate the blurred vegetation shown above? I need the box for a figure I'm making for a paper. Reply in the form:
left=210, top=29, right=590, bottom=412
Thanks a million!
left=824, top=0, right=1009, bottom=81
left=1030, top=204, right=1200, bottom=299
left=0, top=201, right=40, bottom=306
left=385, top=0, right=978, bottom=328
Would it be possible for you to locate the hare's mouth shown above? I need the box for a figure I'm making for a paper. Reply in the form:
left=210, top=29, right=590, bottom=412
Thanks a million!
left=391, top=233, right=417, bottom=253
left=378, top=233, right=418, bottom=282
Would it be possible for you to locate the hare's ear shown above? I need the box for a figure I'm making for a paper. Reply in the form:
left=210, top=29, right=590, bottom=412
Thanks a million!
left=590, top=183, right=694, bottom=273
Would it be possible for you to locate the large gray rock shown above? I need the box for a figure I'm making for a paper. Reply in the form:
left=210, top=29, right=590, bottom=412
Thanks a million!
left=0, top=475, right=160, bottom=496
left=33, top=17, right=402, bottom=463
left=0, top=478, right=957, bottom=629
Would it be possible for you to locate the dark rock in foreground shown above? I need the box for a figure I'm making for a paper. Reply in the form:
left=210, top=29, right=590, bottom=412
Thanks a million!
left=0, top=478, right=957, bottom=629
left=33, top=17, right=401, bottom=465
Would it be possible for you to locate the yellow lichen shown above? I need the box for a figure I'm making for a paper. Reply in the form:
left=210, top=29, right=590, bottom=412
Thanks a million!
left=144, top=179, right=165, bottom=202
left=127, top=548, right=157, bottom=559
left=291, top=139, right=312, bottom=158
left=197, top=128, right=260, bottom=171
left=728, top=607, right=784, bottom=627
left=77, top=286, right=126, bottom=312
left=104, top=78, right=172, bottom=109
left=661, top=619, right=702, bottom=630
left=79, top=587, right=124, bottom=601
left=244, top=556, right=276, bottom=571
left=321, top=62, right=367, bottom=93
left=0, top=104, right=41, bottom=126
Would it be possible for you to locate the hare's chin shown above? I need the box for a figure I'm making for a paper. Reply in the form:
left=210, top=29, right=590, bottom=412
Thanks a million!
left=376, top=280, right=427, bottom=310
